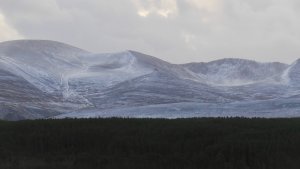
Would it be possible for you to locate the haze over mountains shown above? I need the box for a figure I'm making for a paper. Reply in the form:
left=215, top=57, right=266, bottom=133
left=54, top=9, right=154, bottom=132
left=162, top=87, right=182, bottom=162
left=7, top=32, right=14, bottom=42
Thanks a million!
left=1, top=40, right=300, bottom=120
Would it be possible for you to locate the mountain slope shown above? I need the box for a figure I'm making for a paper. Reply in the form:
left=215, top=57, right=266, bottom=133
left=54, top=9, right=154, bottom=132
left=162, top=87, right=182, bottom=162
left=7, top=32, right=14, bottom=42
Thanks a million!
left=0, top=40, right=300, bottom=120
left=0, top=40, right=89, bottom=93
left=183, top=58, right=288, bottom=85
left=283, top=59, right=300, bottom=87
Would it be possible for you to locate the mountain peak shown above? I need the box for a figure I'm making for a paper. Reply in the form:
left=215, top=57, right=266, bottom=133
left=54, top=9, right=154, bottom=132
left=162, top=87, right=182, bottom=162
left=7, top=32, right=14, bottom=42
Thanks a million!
left=2, top=39, right=300, bottom=119
left=293, top=58, right=300, bottom=64
left=1, top=39, right=65, bottom=44
left=210, top=58, right=257, bottom=63
left=183, top=58, right=288, bottom=85
left=0, top=39, right=89, bottom=54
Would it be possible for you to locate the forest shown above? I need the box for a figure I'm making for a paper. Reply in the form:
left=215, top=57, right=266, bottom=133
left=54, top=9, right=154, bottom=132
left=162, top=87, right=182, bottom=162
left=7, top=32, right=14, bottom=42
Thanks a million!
left=0, top=117, right=300, bottom=169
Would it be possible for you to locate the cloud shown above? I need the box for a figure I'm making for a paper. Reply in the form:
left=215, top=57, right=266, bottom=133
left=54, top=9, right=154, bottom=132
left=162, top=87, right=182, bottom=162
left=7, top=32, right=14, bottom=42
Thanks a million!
left=0, top=0, right=300, bottom=64
left=0, top=13, right=23, bottom=41
left=186, top=0, right=221, bottom=12
left=132, top=0, right=178, bottom=18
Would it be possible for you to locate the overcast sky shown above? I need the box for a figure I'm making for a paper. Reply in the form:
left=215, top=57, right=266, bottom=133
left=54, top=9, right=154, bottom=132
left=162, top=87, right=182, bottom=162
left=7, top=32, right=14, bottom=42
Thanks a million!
left=0, top=0, right=300, bottom=64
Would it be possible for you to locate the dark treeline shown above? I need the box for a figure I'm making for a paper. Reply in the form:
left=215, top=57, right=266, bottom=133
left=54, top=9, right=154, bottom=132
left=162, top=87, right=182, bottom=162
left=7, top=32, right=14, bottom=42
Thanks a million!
left=0, top=118, right=300, bottom=169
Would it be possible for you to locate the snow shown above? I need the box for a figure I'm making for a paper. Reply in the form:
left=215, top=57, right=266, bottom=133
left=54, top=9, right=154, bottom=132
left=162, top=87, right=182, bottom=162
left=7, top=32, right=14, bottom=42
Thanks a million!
left=283, top=59, right=300, bottom=87
left=183, top=59, right=288, bottom=86
left=1, top=40, right=300, bottom=120
left=281, top=63, right=293, bottom=85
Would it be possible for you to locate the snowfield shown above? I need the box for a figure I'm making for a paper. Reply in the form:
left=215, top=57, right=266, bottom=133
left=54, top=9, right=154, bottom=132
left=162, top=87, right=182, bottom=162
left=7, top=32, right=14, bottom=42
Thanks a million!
left=1, top=40, right=300, bottom=120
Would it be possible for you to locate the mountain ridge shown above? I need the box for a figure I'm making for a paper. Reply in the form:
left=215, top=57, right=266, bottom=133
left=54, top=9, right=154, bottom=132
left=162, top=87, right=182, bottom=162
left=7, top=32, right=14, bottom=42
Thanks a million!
left=1, top=40, right=300, bottom=120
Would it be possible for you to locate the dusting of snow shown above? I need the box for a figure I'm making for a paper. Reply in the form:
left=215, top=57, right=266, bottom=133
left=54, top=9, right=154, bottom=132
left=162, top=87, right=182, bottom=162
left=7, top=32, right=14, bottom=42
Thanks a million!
left=281, top=64, right=293, bottom=85
left=1, top=40, right=300, bottom=120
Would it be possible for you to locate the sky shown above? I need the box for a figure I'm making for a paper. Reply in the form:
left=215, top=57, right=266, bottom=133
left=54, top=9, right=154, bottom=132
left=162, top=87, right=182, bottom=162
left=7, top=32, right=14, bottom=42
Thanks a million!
left=0, top=0, right=300, bottom=64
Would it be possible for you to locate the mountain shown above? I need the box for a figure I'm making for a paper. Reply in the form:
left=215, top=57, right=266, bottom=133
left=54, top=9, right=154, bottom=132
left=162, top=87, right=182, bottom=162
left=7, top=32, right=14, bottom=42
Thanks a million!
left=0, top=40, right=91, bottom=120
left=182, top=58, right=288, bottom=85
left=283, top=59, right=300, bottom=87
left=1, top=40, right=300, bottom=120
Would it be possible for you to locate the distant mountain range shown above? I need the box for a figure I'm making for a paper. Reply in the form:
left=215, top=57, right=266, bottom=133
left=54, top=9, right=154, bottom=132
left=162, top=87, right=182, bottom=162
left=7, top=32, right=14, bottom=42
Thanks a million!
left=1, top=40, right=300, bottom=120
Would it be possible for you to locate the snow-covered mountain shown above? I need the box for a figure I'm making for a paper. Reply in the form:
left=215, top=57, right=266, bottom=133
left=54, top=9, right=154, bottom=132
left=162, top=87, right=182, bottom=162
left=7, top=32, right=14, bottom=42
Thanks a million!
left=182, top=59, right=288, bottom=85
left=1, top=40, right=300, bottom=120
left=283, top=59, right=300, bottom=87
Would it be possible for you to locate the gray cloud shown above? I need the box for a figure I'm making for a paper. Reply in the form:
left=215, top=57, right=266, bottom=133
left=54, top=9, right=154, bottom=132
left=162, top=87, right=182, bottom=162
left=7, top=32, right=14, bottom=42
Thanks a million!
left=0, top=0, right=300, bottom=64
